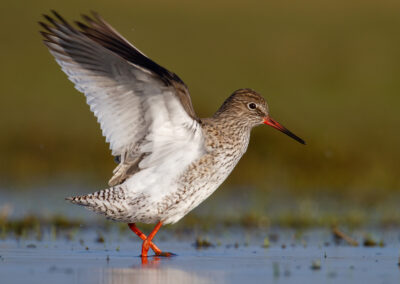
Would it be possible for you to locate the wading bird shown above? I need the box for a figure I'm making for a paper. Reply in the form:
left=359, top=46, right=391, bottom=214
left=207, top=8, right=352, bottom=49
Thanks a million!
left=40, top=11, right=305, bottom=257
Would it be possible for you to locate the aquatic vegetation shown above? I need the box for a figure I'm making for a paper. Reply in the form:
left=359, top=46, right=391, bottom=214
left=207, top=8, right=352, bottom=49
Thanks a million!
left=310, top=260, right=321, bottom=270
left=194, top=237, right=214, bottom=249
left=363, top=234, right=385, bottom=247
left=239, top=213, right=270, bottom=228
left=332, top=227, right=359, bottom=246
left=262, top=236, right=270, bottom=248
left=96, top=233, right=105, bottom=243
left=0, top=211, right=398, bottom=242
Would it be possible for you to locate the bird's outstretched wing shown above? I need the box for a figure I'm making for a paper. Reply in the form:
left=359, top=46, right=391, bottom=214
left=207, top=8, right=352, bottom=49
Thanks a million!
left=40, top=11, right=204, bottom=186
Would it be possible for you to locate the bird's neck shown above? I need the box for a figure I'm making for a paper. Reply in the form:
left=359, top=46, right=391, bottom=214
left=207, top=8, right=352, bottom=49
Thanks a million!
left=201, top=115, right=252, bottom=153
left=211, top=110, right=253, bottom=134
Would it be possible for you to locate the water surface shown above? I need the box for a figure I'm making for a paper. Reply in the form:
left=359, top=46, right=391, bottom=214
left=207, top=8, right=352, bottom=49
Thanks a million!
left=1, top=229, right=399, bottom=284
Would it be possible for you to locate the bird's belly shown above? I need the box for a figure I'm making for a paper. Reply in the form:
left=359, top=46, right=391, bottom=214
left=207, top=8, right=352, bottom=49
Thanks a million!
left=158, top=152, right=242, bottom=224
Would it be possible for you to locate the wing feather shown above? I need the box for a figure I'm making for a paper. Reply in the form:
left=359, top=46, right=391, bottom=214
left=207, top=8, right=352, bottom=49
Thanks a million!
left=40, top=11, right=204, bottom=187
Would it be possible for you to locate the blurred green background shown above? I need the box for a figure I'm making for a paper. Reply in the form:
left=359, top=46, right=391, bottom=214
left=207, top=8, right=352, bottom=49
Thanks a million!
left=1, top=0, right=399, bottom=221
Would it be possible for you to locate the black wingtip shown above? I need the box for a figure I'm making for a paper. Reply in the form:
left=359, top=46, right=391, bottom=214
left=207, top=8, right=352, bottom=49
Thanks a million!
left=38, top=21, right=46, bottom=29
left=81, top=13, right=93, bottom=23
left=75, top=20, right=89, bottom=30
left=50, top=9, right=60, bottom=17
left=90, top=10, right=103, bottom=22
left=51, top=10, right=67, bottom=25
left=43, top=13, right=55, bottom=24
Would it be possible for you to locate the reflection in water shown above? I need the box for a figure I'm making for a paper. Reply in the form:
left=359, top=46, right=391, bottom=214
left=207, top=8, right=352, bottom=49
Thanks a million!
left=140, top=256, right=162, bottom=267
left=99, top=257, right=223, bottom=284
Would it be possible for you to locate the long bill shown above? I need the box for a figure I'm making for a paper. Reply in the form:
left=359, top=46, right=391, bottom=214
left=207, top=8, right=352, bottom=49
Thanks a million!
left=263, top=116, right=305, bottom=145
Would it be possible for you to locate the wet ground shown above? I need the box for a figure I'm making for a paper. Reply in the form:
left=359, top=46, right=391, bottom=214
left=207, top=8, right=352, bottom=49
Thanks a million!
left=1, top=228, right=399, bottom=284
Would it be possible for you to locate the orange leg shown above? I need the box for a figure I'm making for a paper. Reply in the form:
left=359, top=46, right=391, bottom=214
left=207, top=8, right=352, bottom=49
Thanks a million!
left=128, top=223, right=162, bottom=255
left=141, top=221, right=162, bottom=257
left=128, top=222, right=173, bottom=257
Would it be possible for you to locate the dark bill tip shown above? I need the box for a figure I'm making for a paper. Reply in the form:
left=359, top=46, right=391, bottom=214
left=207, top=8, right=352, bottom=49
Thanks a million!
left=263, top=117, right=306, bottom=145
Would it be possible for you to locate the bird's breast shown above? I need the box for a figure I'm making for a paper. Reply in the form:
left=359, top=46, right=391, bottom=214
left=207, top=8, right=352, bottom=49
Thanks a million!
left=158, top=133, right=250, bottom=224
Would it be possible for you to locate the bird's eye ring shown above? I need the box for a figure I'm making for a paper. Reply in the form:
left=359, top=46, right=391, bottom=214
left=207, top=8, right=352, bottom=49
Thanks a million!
left=248, top=103, right=257, bottom=110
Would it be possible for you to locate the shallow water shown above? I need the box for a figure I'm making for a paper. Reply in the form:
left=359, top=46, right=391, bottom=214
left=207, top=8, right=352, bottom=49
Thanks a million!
left=1, top=186, right=400, bottom=283
left=1, top=229, right=399, bottom=284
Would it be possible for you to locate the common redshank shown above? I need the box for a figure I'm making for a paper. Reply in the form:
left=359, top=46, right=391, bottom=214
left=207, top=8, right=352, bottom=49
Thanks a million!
left=40, top=11, right=305, bottom=257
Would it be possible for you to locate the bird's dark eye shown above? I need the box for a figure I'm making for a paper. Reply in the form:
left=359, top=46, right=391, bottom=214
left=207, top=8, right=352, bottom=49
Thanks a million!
left=248, top=103, right=257, bottom=110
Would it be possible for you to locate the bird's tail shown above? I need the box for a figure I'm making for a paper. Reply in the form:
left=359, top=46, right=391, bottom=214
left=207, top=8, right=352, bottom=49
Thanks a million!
left=66, top=185, right=128, bottom=220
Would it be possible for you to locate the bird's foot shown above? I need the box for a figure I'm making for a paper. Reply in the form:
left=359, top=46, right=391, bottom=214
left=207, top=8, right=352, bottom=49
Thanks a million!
left=155, top=251, right=176, bottom=257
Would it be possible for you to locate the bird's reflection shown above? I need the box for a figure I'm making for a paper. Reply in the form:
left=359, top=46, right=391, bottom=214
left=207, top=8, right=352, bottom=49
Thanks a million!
left=140, top=256, right=161, bottom=267
left=101, top=256, right=218, bottom=284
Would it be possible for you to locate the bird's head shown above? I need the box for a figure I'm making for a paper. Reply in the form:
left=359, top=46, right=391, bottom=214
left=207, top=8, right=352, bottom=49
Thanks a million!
left=215, top=88, right=305, bottom=144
